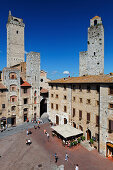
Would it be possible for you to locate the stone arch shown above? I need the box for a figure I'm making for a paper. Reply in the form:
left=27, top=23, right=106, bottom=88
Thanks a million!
left=40, top=98, right=47, bottom=117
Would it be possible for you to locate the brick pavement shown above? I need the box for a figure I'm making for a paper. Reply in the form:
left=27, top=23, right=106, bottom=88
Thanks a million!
left=0, top=122, right=113, bottom=170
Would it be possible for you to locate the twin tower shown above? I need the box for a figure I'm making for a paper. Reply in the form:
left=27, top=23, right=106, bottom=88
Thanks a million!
left=79, top=16, right=104, bottom=76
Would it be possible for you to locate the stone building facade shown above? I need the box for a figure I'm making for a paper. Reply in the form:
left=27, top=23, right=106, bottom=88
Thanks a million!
left=0, top=11, right=42, bottom=126
left=79, top=16, right=104, bottom=76
left=48, top=75, right=113, bottom=157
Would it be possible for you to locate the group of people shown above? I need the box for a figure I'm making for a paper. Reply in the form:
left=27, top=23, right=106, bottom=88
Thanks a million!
left=44, top=129, right=50, bottom=141
left=54, top=152, right=79, bottom=169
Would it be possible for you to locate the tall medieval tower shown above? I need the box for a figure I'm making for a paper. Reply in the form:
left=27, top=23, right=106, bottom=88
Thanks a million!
left=79, top=16, right=104, bottom=76
left=6, top=11, right=25, bottom=67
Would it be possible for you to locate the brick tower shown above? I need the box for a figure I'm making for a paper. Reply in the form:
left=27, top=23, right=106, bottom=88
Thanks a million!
left=6, top=11, right=25, bottom=67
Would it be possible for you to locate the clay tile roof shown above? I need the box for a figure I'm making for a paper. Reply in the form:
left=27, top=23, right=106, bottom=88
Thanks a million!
left=91, top=16, right=100, bottom=20
left=40, top=88, right=48, bottom=93
left=21, top=81, right=31, bottom=87
left=49, top=75, right=113, bottom=84
left=0, top=83, right=7, bottom=89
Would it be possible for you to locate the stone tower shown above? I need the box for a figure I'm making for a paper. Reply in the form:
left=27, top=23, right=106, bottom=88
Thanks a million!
left=6, top=11, right=25, bottom=67
left=79, top=16, right=104, bottom=76
left=26, top=52, right=40, bottom=118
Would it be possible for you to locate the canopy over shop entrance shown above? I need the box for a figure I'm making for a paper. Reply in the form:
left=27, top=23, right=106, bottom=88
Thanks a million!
left=52, top=124, right=83, bottom=140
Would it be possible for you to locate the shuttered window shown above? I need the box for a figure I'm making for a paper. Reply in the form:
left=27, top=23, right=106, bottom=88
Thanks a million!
left=79, top=110, right=82, bottom=120
left=64, top=106, right=67, bottom=112
left=56, top=104, right=58, bottom=110
left=109, top=120, right=113, bottom=132
left=96, top=115, right=99, bottom=127
left=87, top=113, right=90, bottom=122
left=73, top=108, right=75, bottom=117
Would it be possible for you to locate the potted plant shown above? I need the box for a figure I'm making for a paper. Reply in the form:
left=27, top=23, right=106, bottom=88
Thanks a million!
left=81, top=136, right=85, bottom=141
left=77, top=138, right=81, bottom=144
left=90, top=138, right=94, bottom=147
left=74, top=141, right=77, bottom=146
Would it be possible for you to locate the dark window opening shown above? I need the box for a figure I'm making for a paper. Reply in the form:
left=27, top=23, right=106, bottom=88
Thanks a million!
left=94, top=20, right=97, bottom=26
left=87, top=113, right=90, bottom=123
left=96, top=115, right=99, bottom=127
left=16, top=30, right=18, bottom=34
left=79, top=110, right=82, bottom=120
left=41, top=79, right=43, bottom=82
left=2, top=104, right=5, bottom=108
left=24, top=88, right=27, bottom=93
left=94, top=52, right=95, bottom=55
left=24, top=98, right=28, bottom=104
left=73, top=108, right=75, bottom=117
left=109, top=120, right=113, bottom=133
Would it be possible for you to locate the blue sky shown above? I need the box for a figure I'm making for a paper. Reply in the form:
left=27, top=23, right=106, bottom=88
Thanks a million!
left=0, top=0, right=113, bottom=79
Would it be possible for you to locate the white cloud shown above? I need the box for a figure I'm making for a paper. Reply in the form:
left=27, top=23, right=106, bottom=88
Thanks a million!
left=63, top=71, right=69, bottom=75
left=51, top=71, right=58, bottom=74
left=25, top=50, right=28, bottom=54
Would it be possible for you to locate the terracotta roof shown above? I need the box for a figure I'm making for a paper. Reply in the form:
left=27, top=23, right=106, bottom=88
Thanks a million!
left=40, top=88, right=48, bottom=93
left=0, top=83, right=7, bottom=89
left=49, top=75, right=113, bottom=84
left=91, top=16, right=100, bottom=20
left=21, top=81, right=31, bottom=87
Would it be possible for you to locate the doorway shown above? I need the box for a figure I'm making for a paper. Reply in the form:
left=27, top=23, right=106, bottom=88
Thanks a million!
left=24, top=114, right=27, bottom=122
left=87, top=129, right=91, bottom=140
left=56, top=115, right=59, bottom=125
left=11, top=116, right=16, bottom=126
left=64, top=118, right=67, bottom=124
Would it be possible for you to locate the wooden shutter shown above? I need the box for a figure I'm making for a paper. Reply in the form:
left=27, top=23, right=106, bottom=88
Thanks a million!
left=87, top=113, right=90, bottom=121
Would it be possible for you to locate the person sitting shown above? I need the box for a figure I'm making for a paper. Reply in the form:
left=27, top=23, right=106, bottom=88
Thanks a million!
left=26, top=139, right=32, bottom=145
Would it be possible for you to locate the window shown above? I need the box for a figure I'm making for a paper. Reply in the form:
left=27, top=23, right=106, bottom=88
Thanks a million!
left=73, top=108, right=75, bottom=117
left=64, top=85, right=66, bottom=91
left=40, top=79, right=43, bottom=82
left=64, top=95, right=67, bottom=100
left=64, top=106, right=67, bottom=112
left=87, top=113, right=90, bottom=123
left=10, top=96, right=17, bottom=102
left=79, top=110, right=82, bottom=120
left=24, top=98, right=28, bottom=104
left=16, top=30, right=18, bottom=34
left=56, top=104, right=58, bottom=110
left=24, top=88, right=27, bottom=93
left=51, top=103, right=53, bottom=109
left=56, top=85, right=58, bottom=90
left=80, top=98, right=82, bottom=103
left=87, top=99, right=91, bottom=104
left=2, top=104, right=5, bottom=109
left=94, top=20, right=97, bottom=26
left=34, top=91, right=37, bottom=96
left=51, top=94, right=53, bottom=97
left=79, top=85, right=82, bottom=92
left=12, top=98, right=15, bottom=102
left=73, top=85, right=76, bottom=91
left=109, top=103, right=113, bottom=109
left=34, top=107, right=36, bottom=111
left=95, top=133, right=99, bottom=142
left=109, top=86, right=113, bottom=95
left=96, top=115, right=99, bottom=127
left=94, top=52, right=95, bottom=56
left=9, top=73, right=17, bottom=79
left=34, top=97, right=37, bottom=104
left=96, top=101, right=99, bottom=106
left=73, top=97, right=75, bottom=101
left=87, top=85, right=91, bottom=92
left=96, top=85, right=100, bottom=93
left=56, top=94, right=58, bottom=98
left=109, top=120, right=113, bottom=133
left=12, top=87, right=15, bottom=91
left=11, top=106, right=16, bottom=111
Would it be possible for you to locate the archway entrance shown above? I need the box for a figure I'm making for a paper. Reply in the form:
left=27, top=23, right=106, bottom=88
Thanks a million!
left=56, top=115, right=59, bottom=125
left=73, top=122, right=76, bottom=128
left=64, top=118, right=67, bottom=124
left=79, top=125, right=83, bottom=131
left=106, top=143, right=113, bottom=158
left=40, top=99, right=47, bottom=117
left=87, top=129, right=91, bottom=140
left=34, top=113, right=36, bottom=121
left=11, top=116, right=16, bottom=126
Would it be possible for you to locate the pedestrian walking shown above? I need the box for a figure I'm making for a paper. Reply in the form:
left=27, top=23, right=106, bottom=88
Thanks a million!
left=65, top=153, right=69, bottom=161
left=44, top=129, right=46, bottom=134
left=75, top=164, right=79, bottom=170
left=47, top=133, right=50, bottom=141
left=27, top=130, right=29, bottom=136
left=54, top=153, right=58, bottom=163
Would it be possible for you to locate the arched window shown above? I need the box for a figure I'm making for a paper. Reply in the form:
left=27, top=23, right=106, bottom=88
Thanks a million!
left=9, top=72, right=17, bottom=79
left=34, top=90, right=37, bottom=96
left=94, top=20, right=97, bottom=26
left=10, top=84, right=17, bottom=91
